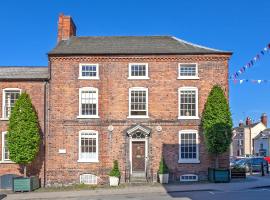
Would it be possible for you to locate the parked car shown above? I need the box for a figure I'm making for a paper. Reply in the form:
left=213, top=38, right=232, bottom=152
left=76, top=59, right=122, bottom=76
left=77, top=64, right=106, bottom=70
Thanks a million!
left=232, top=157, right=268, bottom=172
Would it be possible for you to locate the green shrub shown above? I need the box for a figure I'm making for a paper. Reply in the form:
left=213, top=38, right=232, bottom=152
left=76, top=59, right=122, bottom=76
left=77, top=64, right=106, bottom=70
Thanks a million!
left=109, top=160, right=121, bottom=177
left=7, top=92, right=41, bottom=177
left=158, top=158, right=169, bottom=174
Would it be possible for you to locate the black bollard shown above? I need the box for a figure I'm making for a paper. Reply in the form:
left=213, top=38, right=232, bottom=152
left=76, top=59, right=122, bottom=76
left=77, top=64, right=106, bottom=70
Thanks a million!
left=267, top=162, right=269, bottom=174
left=261, top=162, right=265, bottom=176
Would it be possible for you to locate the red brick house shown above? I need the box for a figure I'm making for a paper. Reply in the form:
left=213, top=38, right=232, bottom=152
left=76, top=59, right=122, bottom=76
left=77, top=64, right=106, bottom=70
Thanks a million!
left=0, top=14, right=232, bottom=187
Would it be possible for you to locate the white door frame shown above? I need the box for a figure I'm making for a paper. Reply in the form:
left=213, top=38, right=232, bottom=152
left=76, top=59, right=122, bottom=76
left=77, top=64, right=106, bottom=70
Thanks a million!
left=129, top=136, right=148, bottom=175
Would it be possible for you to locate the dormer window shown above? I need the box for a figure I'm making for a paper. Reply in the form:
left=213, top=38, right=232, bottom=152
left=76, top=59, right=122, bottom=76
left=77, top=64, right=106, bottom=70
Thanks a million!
left=178, top=63, right=199, bottom=79
left=128, top=63, right=149, bottom=79
left=79, top=63, right=99, bottom=79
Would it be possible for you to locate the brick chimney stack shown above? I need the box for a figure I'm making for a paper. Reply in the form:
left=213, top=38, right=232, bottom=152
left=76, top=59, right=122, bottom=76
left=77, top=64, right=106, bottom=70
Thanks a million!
left=246, top=117, right=251, bottom=126
left=57, top=14, right=76, bottom=43
left=261, top=113, right=267, bottom=127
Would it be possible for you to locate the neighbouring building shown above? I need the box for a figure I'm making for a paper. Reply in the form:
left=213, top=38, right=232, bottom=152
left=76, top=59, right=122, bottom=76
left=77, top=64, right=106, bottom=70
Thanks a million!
left=231, top=113, right=267, bottom=157
left=254, top=128, right=270, bottom=156
left=0, top=14, right=232, bottom=188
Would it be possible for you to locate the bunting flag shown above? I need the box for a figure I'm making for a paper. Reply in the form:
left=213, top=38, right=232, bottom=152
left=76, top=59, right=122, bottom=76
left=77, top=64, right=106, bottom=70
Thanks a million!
left=231, top=79, right=270, bottom=84
left=230, top=43, right=270, bottom=79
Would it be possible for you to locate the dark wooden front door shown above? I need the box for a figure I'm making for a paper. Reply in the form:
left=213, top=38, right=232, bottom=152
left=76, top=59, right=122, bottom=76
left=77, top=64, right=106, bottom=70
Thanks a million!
left=132, top=141, right=145, bottom=172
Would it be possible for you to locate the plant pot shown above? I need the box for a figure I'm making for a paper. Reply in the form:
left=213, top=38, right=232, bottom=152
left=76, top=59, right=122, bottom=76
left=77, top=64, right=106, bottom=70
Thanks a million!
left=158, top=173, right=169, bottom=184
left=208, top=168, right=230, bottom=183
left=109, top=176, right=119, bottom=186
left=13, top=176, right=40, bottom=192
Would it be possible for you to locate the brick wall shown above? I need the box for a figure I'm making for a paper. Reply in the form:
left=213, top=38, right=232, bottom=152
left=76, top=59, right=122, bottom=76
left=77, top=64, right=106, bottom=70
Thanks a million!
left=47, top=54, right=230, bottom=185
left=0, top=81, right=46, bottom=185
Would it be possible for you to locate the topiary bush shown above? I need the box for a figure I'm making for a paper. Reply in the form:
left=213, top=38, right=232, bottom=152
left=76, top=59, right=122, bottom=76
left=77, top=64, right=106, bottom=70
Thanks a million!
left=202, top=85, right=233, bottom=169
left=158, top=158, right=169, bottom=174
left=7, top=92, right=41, bottom=177
left=109, top=160, right=121, bottom=177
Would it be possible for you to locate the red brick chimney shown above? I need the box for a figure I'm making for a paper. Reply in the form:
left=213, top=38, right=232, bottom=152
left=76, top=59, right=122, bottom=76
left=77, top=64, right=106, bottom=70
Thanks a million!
left=261, top=113, right=267, bottom=127
left=57, top=14, right=76, bottom=43
left=246, top=117, right=251, bottom=126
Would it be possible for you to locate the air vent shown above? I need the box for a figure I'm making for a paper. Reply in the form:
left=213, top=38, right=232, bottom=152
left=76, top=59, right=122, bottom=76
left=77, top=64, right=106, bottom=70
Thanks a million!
left=80, top=174, right=97, bottom=185
left=180, top=174, right=198, bottom=182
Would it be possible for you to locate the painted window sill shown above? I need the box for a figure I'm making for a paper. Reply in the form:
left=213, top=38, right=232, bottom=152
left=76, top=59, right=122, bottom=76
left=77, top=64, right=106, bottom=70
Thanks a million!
left=0, top=161, right=15, bottom=164
left=178, top=116, right=200, bottom=120
left=178, top=159, right=200, bottom=164
left=0, top=118, right=9, bottom=121
left=77, top=116, right=100, bottom=119
left=177, top=77, right=200, bottom=80
left=128, top=77, right=150, bottom=80
left=127, top=116, right=149, bottom=119
left=78, top=77, right=100, bottom=80
left=77, top=160, right=99, bottom=163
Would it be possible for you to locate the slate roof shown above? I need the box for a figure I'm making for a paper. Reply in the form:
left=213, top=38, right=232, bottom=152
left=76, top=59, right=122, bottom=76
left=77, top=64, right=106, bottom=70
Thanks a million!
left=0, top=66, right=49, bottom=80
left=233, top=122, right=261, bottom=131
left=49, top=36, right=232, bottom=55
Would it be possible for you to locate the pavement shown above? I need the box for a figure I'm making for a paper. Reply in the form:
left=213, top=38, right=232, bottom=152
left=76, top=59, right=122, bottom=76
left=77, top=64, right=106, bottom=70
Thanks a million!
left=1, top=174, right=270, bottom=200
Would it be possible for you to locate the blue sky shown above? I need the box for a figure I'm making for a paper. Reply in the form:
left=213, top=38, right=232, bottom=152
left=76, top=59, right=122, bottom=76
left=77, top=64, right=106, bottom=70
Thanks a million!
left=0, top=0, right=270, bottom=126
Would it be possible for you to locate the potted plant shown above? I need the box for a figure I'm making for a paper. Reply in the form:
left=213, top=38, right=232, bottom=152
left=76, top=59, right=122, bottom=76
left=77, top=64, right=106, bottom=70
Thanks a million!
left=109, top=160, right=121, bottom=186
left=202, top=85, right=233, bottom=183
left=7, top=92, right=41, bottom=192
left=158, top=158, right=169, bottom=184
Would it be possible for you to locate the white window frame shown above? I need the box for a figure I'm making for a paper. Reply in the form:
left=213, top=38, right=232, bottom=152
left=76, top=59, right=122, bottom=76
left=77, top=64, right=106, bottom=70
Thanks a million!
left=178, top=63, right=199, bottom=80
left=77, top=87, right=99, bottom=119
left=128, top=87, right=149, bottom=119
left=79, top=63, right=99, bottom=80
left=178, top=130, right=200, bottom=164
left=78, top=130, right=99, bottom=163
left=1, top=88, right=21, bottom=120
left=1, top=131, right=13, bottom=163
left=178, top=87, right=199, bottom=119
left=128, top=63, right=149, bottom=79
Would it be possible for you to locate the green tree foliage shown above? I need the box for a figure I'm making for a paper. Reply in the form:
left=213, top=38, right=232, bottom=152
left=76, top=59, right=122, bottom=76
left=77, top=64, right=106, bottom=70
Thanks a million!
left=7, top=92, right=40, bottom=176
left=109, top=160, right=121, bottom=177
left=158, top=157, right=169, bottom=174
left=202, top=85, right=233, bottom=168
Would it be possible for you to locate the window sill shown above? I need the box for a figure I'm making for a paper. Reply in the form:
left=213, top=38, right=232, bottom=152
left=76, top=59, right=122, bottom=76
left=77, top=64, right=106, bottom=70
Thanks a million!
left=78, top=77, right=100, bottom=80
left=127, top=115, right=149, bottom=119
left=77, top=160, right=99, bottom=163
left=0, top=118, right=8, bottom=121
left=0, top=160, right=15, bottom=164
left=177, top=77, right=200, bottom=80
left=178, top=116, right=200, bottom=120
left=77, top=116, right=100, bottom=119
left=178, top=159, right=200, bottom=164
left=128, top=77, right=150, bottom=80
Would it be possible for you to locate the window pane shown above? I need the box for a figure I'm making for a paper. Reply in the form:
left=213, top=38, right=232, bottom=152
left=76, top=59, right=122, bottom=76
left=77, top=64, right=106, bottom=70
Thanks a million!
left=180, top=90, right=196, bottom=117
left=80, top=90, right=98, bottom=116
left=130, top=90, right=147, bottom=116
left=4, top=90, right=20, bottom=118
left=180, top=132, right=197, bottom=160
left=130, top=64, right=146, bottom=77
left=80, top=132, right=98, bottom=161
left=180, top=64, right=197, bottom=77
left=81, top=65, right=98, bottom=77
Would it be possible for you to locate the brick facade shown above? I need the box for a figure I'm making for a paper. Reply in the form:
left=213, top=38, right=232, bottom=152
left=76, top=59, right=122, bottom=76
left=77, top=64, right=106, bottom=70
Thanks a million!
left=0, top=15, right=231, bottom=187
left=45, top=55, right=230, bottom=185
left=0, top=81, right=46, bottom=185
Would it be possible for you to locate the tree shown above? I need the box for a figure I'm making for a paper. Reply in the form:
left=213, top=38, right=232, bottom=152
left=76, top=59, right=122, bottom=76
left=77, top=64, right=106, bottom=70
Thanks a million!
left=7, top=92, right=41, bottom=177
left=202, top=85, right=233, bottom=168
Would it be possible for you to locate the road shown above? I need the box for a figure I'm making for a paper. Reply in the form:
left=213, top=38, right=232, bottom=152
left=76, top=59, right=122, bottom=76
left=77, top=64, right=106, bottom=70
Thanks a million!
left=4, top=188, right=270, bottom=200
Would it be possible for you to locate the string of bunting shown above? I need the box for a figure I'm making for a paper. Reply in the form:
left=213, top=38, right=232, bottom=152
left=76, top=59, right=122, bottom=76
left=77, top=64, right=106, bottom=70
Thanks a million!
left=230, top=43, right=270, bottom=79
left=230, top=79, right=270, bottom=84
